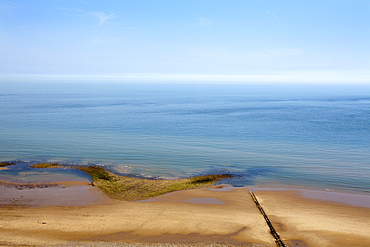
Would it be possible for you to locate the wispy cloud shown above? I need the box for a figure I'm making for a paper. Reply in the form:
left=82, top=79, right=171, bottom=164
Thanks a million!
left=91, top=11, right=118, bottom=27
left=198, top=17, right=211, bottom=27
left=266, top=10, right=280, bottom=20
left=57, top=7, right=118, bottom=27
left=0, top=2, right=21, bottom=11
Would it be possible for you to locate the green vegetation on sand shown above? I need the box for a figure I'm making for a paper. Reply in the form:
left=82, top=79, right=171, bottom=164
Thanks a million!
left=32, top=163, right=232, bottom=201
left=31, top=163, right=65, bottom=168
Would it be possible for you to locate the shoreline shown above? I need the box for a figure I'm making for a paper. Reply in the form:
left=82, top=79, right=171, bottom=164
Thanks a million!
left=1, top=180, right=369, bottom=246
left=2, top=160, right=369, bottom=194
left=1, top=179, right=369, bottom=208
left=248, top=185, right=370, bottom=208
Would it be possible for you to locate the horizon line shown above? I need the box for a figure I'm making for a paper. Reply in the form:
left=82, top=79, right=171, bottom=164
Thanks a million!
left=1, top=71, right=369, bottom=85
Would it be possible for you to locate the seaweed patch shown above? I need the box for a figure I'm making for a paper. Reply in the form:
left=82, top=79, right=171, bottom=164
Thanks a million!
left=31, top=163, right=233, bottom=201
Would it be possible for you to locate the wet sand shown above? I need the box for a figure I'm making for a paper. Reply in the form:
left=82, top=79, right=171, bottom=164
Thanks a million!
left=0, top=182, right=369, bottom=247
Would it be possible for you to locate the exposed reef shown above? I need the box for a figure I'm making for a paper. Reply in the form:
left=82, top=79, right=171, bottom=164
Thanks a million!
left=31, top=163, right=232, bottom=201
left=0, top=162, right=15, bottom=167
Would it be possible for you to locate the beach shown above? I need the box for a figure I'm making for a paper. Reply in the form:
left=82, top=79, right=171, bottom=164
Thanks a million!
left=1, top=181, right=369, bottom=247
left=2, top=0, right=370, bottom=245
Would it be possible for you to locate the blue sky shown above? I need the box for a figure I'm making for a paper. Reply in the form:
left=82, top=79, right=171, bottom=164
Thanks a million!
left=0, top=0, right=369, bottom=83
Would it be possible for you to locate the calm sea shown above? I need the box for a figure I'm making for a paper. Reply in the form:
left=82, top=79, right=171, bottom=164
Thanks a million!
left=0, top=83, right=369, bottom=193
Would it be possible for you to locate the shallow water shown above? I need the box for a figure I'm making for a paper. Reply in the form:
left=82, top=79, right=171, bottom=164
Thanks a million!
left=0, top=83, right=369, bottom=193
left=0, top=162, right=91, bottom=183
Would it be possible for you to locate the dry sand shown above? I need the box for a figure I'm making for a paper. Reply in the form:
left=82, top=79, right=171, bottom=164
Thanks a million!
left=0, top=182, right=369, bottom=247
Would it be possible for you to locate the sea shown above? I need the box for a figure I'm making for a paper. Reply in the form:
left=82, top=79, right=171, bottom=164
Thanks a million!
left=0, top=82, right=369, bottom=193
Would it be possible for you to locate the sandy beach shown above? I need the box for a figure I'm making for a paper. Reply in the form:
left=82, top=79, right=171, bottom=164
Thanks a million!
left=0, top=181, right=369, bottom=247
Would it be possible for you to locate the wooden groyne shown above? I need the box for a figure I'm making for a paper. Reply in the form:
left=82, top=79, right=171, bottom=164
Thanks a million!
left=249, top=191, right=286, bottom=247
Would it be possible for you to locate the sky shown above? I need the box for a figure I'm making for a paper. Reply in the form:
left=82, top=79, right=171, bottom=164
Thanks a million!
left=0, top=0, right=369, bottom=84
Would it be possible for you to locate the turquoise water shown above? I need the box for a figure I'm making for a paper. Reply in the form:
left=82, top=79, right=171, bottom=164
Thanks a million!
left=1, top=83, right=369, bottom=192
